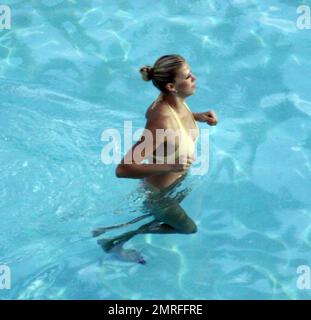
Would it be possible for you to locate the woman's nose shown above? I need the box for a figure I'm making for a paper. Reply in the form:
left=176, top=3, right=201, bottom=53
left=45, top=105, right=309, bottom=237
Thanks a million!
left=191, top=73, right=196, bottom=81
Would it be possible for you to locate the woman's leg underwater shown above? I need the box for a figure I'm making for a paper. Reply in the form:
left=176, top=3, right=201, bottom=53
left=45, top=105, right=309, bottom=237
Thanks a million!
left=96, top=175, right=196, bottom=263
left=97, top=195, right=197, bottom=253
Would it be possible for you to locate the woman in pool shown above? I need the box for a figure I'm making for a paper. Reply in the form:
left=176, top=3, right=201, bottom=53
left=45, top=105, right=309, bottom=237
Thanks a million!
left=94, top=54, right=218, bottom=263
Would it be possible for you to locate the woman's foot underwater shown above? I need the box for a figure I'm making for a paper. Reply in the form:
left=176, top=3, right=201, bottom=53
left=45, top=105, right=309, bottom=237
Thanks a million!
left=97, top=237, right=146, bottom=265
left=96, top=219, right=177, bottom=264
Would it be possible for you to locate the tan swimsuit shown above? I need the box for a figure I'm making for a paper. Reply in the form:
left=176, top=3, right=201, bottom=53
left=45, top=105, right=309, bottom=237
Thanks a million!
left=143, top=102, right=199, bottom=192
left=152, top=102, right=199, bottom=164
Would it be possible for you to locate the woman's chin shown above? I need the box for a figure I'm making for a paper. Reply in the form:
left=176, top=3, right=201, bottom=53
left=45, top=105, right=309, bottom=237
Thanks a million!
left=184, top=88, right=196, bottom=97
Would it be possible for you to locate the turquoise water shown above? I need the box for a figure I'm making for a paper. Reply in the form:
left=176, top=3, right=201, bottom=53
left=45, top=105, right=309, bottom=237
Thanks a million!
left=1, top=0, right=311, bottom=299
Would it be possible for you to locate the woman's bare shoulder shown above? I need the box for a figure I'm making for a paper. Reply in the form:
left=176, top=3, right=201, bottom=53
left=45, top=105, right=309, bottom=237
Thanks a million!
left=146, top=100, right=170, bottom=119
left=145, top=101, right=173, bottom=130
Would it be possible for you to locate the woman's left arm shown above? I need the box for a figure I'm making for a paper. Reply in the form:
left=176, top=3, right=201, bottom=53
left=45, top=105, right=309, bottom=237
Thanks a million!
left=193, top=110, right=218, bottom=126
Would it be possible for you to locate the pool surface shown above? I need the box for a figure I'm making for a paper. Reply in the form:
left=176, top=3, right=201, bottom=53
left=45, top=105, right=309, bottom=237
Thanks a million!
left=1, top=0, right=311, bottom=299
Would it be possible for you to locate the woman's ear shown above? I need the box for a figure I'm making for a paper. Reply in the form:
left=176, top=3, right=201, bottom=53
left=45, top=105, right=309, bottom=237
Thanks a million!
left=165, top=83, right=176, bottom=93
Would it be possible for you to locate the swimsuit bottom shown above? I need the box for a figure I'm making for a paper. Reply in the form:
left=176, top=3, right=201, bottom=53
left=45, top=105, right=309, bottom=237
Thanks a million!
left=140, top=173, right=192, bottom=213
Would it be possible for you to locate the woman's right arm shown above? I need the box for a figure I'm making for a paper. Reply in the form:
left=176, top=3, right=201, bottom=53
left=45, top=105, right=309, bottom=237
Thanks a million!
left=115, top=115, right=193, bottom=179
left=116, top=163, right=175, bottom=179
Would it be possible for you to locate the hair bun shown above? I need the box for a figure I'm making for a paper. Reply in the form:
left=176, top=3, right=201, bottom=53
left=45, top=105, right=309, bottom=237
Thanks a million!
left=139, top=66, right=153, bottom=81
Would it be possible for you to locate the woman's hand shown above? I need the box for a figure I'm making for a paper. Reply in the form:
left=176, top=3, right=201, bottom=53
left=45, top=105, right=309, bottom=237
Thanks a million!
left=195, top=110, right=218, bottom=126
left=169, top=156, right=195, bottom=172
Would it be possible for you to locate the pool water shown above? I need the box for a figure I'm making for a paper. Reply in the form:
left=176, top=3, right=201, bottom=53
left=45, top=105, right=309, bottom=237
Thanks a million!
left=1, top=0, right=311, bottom=299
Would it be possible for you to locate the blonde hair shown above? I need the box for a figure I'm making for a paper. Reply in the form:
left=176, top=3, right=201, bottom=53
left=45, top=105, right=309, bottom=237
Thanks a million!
left=139, top=54, right=186, bottom=93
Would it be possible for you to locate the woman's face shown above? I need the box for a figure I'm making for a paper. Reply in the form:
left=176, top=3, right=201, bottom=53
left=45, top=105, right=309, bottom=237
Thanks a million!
left=173, top=63, right=196, bottom=97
